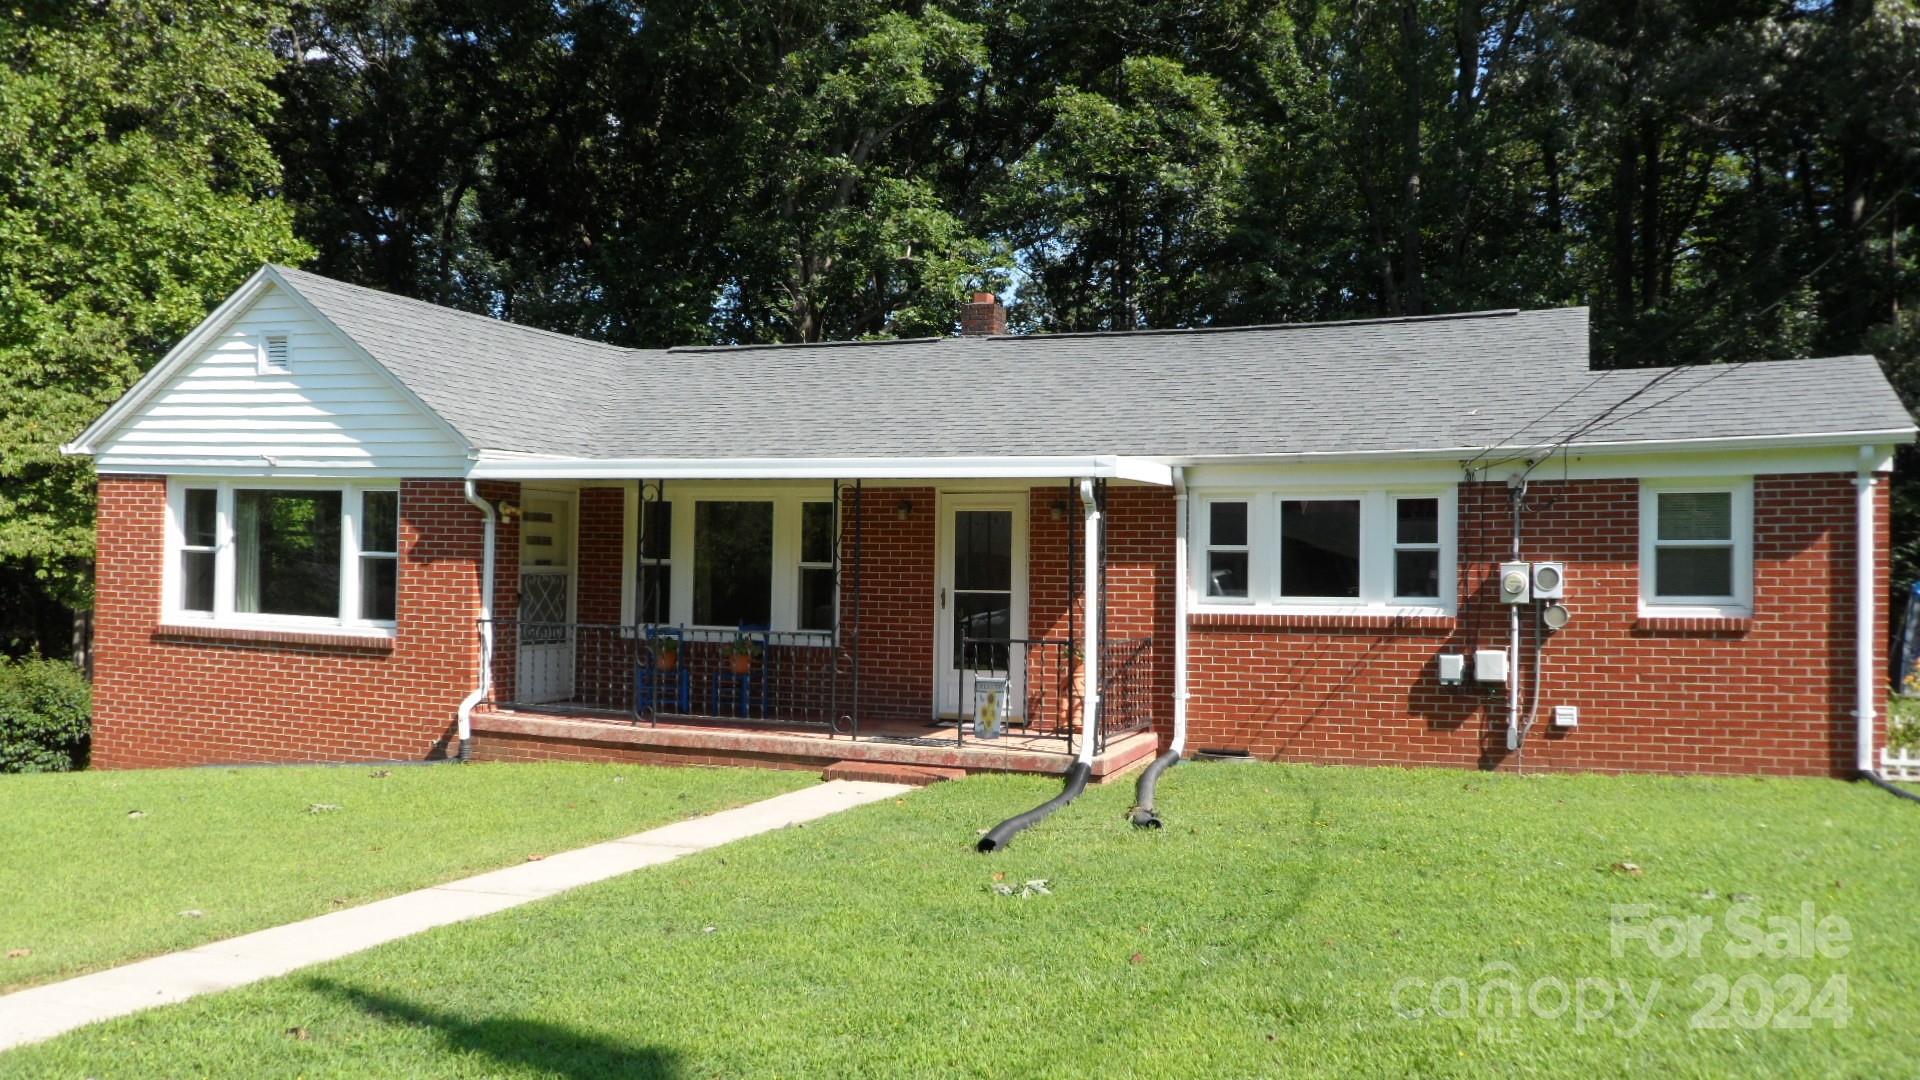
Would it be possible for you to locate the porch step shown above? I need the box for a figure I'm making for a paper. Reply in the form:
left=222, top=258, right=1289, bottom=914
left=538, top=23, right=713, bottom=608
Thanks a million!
left=822, top=761, right=966, bottom=787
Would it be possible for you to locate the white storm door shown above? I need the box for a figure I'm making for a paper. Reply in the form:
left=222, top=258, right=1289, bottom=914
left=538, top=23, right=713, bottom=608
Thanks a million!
left=934, top=495, right=1028, bottom=717
left=517, top=494, right=575, bottom=704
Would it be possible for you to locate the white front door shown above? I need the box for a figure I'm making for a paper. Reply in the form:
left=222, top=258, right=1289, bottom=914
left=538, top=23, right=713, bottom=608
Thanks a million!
left=517, top=494, right=575, bottom=704
left=934, top=494, right=1028, bottom=717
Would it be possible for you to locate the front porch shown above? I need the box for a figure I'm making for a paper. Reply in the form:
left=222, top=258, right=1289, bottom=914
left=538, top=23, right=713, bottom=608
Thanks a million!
left=467, top=470, right=1175, bottom=776
left=469, top=703, right=1163, bottom=778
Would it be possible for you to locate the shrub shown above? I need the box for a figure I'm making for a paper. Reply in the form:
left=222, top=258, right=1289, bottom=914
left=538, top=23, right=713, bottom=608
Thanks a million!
left=1888, top=696, right=1920, bottom=752
left=0, top=657, right=91, bottom=772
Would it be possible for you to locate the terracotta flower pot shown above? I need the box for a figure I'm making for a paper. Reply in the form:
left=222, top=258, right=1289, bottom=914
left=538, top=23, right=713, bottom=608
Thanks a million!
left=729, top=652, right=753, bottom=676
left=655, top=651, right=678, bottom=673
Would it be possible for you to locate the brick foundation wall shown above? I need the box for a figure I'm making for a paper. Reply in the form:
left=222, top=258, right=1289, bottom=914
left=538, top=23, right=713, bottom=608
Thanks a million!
left=91, top=476, right=510, bottom=768
left=470, top=729, right=824, bottom=772
left=1186, top=473, right=1889, bottom=777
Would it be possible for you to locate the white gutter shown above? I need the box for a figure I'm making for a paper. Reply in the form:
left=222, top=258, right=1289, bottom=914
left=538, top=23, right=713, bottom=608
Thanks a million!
left=1161, top=427, right=1918, bottom=468
left=455, top=481, right=497, bottom=758
left=1170, top=467, right=1190, bottom=756
left=1857, top=448, right=1878, bottom=774
left=469, top=454, right=1174, bottom=486
left=1079, top=478, right=1102, bottom=767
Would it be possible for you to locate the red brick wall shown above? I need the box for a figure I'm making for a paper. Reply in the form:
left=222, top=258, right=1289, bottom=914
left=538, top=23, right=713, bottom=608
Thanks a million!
left=1186, top=473, right=1889, bottom=777
left=837, top=485, right=936, bottom=725
left=90, top=475, right=510, bottom=768
left=1028, top=484, right=1175, bottom=738
left=571, top=485, right=630, bottom=706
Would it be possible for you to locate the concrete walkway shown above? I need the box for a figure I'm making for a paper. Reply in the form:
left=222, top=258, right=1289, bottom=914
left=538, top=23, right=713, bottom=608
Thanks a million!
left=0, top=778, right=912, bottom=1052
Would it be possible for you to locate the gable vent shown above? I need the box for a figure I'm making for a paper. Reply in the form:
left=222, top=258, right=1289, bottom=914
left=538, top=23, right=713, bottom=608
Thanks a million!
left=260, top=333, right=292, bottom=373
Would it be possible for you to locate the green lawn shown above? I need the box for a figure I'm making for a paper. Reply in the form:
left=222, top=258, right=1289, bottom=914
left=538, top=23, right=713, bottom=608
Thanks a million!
left=0, top=762, right=811, bottom=991
left=8, top=763, right=1920, bottom=1077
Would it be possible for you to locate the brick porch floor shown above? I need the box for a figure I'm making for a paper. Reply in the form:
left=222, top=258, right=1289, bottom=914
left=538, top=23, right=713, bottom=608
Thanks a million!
left=470, top=706, right=1160, bottom=779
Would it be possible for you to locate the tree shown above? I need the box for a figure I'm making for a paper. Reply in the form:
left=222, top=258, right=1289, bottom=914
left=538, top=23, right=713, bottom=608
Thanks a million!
left=0, top=1, right=310, bottom=653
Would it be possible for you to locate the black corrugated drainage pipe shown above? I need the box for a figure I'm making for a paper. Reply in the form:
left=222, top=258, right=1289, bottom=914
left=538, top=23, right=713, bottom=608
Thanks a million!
left=1128, top=751, right=1180, bottom=828
left=1861, top=769, right=1920, bottom=804
left=978, top=762, right=1092, bottom=853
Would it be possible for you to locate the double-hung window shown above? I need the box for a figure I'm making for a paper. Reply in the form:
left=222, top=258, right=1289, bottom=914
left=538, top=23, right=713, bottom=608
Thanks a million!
left=1192, top=488, right=1455, bottom=614
left=1203, top=500, right=1251, bottom=599
left=798, top=502, right=836, bottom=632
left=1640, top=480, right=1752, bottom=616
left=1391, top=496, right=1442, bottom=601
left=635, top=498, right=672, bottom=624
left=166, top=481, right=399, bottom=631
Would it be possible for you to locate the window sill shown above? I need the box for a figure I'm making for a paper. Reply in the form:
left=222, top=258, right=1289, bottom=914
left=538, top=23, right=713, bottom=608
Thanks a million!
left=1191, top=608, right=1455, bottom=632
left=1634, top=614, right=1754, bottom=634
left=153, top=622, right=397, bottom=652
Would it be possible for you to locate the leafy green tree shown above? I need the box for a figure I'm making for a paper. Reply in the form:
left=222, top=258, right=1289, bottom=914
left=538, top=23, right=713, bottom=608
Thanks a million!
left=0, top=1, right=310, bottom=648
left=1000, top=55, right=1245, bottom=330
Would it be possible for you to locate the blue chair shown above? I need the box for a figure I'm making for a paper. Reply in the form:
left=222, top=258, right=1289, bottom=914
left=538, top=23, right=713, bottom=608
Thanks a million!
left=710, top=624, right=771, bottom=719
left=634, top=625, right=689, bottom=717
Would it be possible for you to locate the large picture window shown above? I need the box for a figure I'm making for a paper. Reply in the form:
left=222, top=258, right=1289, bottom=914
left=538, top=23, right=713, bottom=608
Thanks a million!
left=1279, top=499, right=1361, bottom=598
left=693, top=501, right=773, bottom=627
left=1192, top=488, right=1455, bottom=613
left=235, top=490, right=342, bottom=617
left=165, top=482, right=398, bottom=630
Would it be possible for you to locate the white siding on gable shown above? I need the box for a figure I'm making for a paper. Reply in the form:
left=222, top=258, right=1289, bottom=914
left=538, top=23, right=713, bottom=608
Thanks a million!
left=94, top=283, right=470, bottom=475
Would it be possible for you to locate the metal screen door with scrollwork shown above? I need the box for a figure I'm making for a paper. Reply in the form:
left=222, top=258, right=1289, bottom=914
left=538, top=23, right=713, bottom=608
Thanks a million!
left=517, top=495, right=574, bottom=703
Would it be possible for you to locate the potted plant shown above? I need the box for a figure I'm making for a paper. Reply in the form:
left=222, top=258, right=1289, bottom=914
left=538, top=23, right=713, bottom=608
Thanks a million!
left=653, top=637, right=679, bottom=672
left=726, top=635, right=760, bottom=675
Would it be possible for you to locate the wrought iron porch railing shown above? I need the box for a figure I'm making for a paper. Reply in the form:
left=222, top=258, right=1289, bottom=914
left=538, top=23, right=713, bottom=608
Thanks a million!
left=482, top=619, right=1156, bottom=751
left=958, top=634, right=1157, bottom=755
left=483, top=620, right=855, bottom=734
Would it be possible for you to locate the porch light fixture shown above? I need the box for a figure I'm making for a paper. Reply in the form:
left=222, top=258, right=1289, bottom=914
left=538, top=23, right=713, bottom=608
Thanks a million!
left=896, top=498, right=914, bottom=520
left=1050, top=499, right=1067, bottom=521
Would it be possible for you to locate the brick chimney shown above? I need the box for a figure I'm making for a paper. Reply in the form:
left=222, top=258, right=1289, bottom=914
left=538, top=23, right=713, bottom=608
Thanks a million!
left=959, top=291, right=1007, bottom=336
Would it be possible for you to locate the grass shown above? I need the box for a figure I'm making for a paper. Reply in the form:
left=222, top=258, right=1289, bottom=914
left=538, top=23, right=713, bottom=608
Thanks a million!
left=7, top=762, right=1920, bottom=1076
left=0, top=761, right=811, bottom=991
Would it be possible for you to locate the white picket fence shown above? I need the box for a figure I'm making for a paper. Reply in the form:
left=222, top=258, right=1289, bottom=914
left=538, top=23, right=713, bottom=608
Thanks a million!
left=1880, top=746, right=1920, bottom=782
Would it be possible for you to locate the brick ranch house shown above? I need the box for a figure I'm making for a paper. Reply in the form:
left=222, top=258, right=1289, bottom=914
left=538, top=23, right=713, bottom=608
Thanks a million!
left=64, top=265, right=1916, bottom=779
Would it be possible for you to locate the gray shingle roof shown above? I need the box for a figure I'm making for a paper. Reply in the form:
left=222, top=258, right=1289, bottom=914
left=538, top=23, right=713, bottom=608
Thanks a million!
left=273, top=266, right=1915, bottom=461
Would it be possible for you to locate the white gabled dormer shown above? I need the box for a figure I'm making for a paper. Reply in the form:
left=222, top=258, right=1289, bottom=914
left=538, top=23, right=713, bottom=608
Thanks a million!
left=66, top=267, right=472, bottom=477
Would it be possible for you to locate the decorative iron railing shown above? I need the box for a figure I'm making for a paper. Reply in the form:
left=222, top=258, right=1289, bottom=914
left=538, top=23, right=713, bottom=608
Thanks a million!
left=958, top=634, right=1158, bottom=754
left=483, top=620, right=855, bottom=734
left=484, top=619, right=1156, bottom=751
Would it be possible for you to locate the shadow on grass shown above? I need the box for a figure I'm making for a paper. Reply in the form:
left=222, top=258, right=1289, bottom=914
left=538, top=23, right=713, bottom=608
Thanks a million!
left=308, top=977, right=679, bottom=1079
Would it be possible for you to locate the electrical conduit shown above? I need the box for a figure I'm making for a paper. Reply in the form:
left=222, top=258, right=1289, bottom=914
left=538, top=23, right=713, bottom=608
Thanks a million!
left=978, top=478, right=1103, bottom=852
left=455, top=480, right=497, bottom=762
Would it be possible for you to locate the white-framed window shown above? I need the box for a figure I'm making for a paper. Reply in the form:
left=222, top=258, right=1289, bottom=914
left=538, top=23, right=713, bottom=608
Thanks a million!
left=1391, top=495, right=1443, bottom=601
left=1191, top=488, right=1457, bottom=615
left=634, top=496, right=672, bottom=625
left=256, top=330, right=293, bottom=374
left=651, top=487, right=837, bottom=637
left=163, top=479, right=399, bottom=633
left=1202, top=498, right=1251, bottom=600
left=1639, top=479, right=1752, bottom=617
left=797, top=501, right=836, bottom=632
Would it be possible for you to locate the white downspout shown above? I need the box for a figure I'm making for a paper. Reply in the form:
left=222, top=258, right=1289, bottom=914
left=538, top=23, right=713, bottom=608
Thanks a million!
left=1079, top=477, right=1101, bottom=767
left=1857, top=449, right=1878, bottom=774
left=456, top=480, right=497, bottom=759
left=1171, top=467, right=1190, bottom=756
